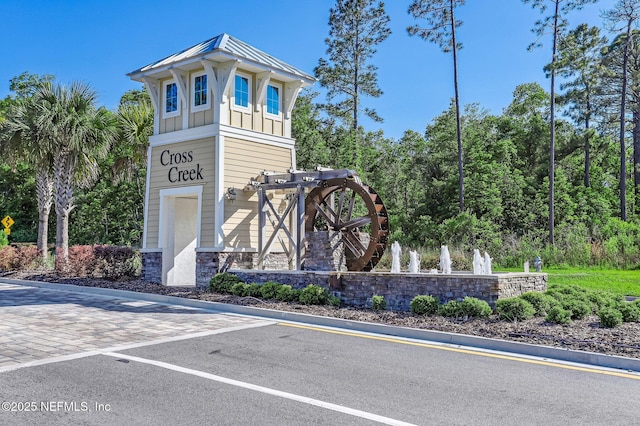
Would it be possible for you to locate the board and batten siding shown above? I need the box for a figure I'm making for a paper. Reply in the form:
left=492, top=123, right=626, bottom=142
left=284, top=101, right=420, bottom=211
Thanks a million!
left=227, top=73, right=285, bottom=137
left=229, top=102, right=283, bottom=136
left=156, top=70, right=284, bottom=137
left=160, top=115, right=182, bottom=133
left=189, top=107, right=214, bottom=128
left=223, top=137, right=294, bottom=249
left=146, top=137, right=216, bottom=248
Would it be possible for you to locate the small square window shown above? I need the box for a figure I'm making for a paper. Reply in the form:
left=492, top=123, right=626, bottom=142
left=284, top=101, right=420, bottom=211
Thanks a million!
left=234, top=75, right=249, bottom=108
left=266, top=85, right=279, bottom=116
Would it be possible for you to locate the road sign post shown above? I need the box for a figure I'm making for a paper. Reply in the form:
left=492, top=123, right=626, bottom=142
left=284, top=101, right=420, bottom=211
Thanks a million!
left=2, top=215, right=14, bottom=236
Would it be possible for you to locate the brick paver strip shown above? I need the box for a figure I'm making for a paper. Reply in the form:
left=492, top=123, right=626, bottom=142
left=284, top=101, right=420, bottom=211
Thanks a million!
left=0, top=283, right=267, bottom=368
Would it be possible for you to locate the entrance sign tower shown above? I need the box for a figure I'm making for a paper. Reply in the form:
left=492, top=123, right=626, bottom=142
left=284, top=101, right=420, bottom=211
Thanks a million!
left=128, top=34, right=315, bottom=287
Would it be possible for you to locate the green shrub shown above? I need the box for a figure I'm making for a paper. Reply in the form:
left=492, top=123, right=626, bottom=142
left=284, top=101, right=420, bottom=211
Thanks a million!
left=598, top=307, right=623, bottom=328
left=561, top=299, right=591, bottom=320
left=520, top=292, right=557, bottom=316
left=299, top=284, right=329, bottom=305
left=553, top=284, right=589, bottom=301
left=410, top=295, right=439, bottom=315
left=0, top=231, right=8, bottom=248
left=209, top=272, right=242, bottom=293
left=260, top=281, right=282, bottom=299
left=247, top=283, right=263, bottom=297
left=439, top=300, right=463, bottom=319
left=231, top=282, right=248, bottom=296
left=586, top=290, right=623, bottom=313
left=460, top=297, right=492, bottom=319
left=327, top=295, right=341, bottom=307
left=371, top=295, right=387, bottom=311
left=495, top=298, right=535, bottom=322
left=617, top=302, right=640, bottom=323
left=275, top=284, right=296, bottom=302
left=545, top=306, right=572, bottom=325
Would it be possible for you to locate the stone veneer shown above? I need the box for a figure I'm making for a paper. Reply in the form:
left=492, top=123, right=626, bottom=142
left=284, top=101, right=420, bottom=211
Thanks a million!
left=141, top=251, right=290, bottom=287
left=141, top=251, right=162, bottom=284
left=303, top=231, right=347, bottom=271
left=229, top=270, right=547, bottom=310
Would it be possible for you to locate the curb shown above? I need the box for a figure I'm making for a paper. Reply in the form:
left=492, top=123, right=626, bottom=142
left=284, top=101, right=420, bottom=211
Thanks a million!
left=3, top=277, right=640, bottom=373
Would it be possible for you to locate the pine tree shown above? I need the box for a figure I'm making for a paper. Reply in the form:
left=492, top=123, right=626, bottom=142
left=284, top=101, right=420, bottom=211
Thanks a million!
left=408, top=0, right=466, bottom=213
left=522, top=0, right=597, bottom=243
left=550, top=24, right=608, bottom=188
left=315, top=0, right=391, bottom=131
left=601, top=30, right=640, bottom=215
left=603, top=0, right=640, bottom=220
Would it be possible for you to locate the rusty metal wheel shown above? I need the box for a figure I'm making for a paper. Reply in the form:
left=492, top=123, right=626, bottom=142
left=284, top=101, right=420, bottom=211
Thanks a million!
left=305, top=177, right=389, bottom=271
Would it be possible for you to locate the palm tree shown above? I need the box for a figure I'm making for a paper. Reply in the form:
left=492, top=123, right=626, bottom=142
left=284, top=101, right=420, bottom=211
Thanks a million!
left=1, top=96, right=54, bottom=262
left=33, top=81, right=117, bottom=268
left=115, top=95, right=153, bottom=197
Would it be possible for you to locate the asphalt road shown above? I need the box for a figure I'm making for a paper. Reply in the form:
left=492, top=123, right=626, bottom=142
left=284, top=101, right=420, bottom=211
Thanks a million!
left=1, top=281, right=640, bottom=425
left=2, top=320, right=640, bottom=425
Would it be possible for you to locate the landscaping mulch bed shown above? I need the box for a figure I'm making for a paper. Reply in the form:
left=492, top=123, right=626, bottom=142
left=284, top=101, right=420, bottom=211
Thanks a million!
left=5, top=272, right=640, bottom=360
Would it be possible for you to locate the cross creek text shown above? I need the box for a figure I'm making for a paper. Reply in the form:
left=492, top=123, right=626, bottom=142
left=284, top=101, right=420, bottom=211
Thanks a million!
left=160, top=149, right=204, bottom=183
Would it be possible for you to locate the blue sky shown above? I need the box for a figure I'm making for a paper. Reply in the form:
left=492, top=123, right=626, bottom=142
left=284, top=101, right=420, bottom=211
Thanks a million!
left=2, top=0, right=617, bottom=140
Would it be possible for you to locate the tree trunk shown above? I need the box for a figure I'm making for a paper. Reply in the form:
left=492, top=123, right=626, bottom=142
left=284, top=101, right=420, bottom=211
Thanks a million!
left=620, top=21, right=632, bottom=221
left=585, top=96, right=591, bottom=188
left=35, top=166, right=53, bottom=262
left=55, top=211, right=69, bottom=270
left=548, top=0, right=560, bottom=245
left=53, top=151, right=75, bottom=271
left=451, top=0, right=464, bottom=213
left=634, top=108, right=640, bottom=213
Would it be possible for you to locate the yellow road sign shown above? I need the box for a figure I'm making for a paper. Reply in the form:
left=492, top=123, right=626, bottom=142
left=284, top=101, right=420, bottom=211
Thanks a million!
left=1, top=215, right=14, bottom=228
left=3, top=227, right=9, bottom=236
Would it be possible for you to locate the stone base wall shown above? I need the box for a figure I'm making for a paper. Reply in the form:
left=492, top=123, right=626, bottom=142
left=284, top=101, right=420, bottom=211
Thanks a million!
left=142, top=251, right=291, bottom=289
left=197, top=252, right=289, bottom=288
left=217, top=252, right=289, bottom=272
left=303, top=231, right=346, bottom=271
left=232, top=270, right=333, bottom=289
left=229, top=270, right=547, bottom=310
left=196, top=252, right=221, bottom=288
left=141, top=251, right=162, bottom=284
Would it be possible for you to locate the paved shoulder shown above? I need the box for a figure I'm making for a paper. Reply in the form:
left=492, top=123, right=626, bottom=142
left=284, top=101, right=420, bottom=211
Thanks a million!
left=0, top=283, right=271, bottom=370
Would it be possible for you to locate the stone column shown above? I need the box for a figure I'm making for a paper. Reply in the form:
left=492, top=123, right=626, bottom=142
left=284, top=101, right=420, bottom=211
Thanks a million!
left=303, top=231, right=347, bottom=271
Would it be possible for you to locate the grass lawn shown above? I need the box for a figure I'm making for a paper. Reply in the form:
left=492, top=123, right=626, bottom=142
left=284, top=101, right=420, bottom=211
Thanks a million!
left=497, top=267, right=640, bottom=297
left=546, top=268, right=640, bottom=297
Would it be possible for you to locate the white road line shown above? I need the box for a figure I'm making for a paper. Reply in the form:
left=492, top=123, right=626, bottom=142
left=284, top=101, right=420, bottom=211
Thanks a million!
left=0, top=320, right=274, bottom=373
left=103, top=351, right=416, bottom=426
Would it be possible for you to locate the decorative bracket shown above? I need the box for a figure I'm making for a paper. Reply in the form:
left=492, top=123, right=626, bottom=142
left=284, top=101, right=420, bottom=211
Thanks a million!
left=255, top=71, right=273, bottom=112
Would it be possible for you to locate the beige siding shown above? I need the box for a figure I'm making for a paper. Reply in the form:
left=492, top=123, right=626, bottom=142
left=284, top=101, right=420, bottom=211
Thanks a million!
left=146, top=137, right=216, bottom=248
left=230, top=109, right=252, bottom=130
left=223, top=138, right=294, bottom=249
left=160, top=116, right=183, bottom=133
left=189, top=108, right=214, bottom=128
left=253, top=111, right=263, bottom=133
left=260, top=117, right=283, bottom=137
left=272, top=118, right=283, bottom=136
left=224, top=72, right=288, bottom=138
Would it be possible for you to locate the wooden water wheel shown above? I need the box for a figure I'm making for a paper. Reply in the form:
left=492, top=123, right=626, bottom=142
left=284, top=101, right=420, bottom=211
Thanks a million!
left=304, top=177, right=389, bottom=271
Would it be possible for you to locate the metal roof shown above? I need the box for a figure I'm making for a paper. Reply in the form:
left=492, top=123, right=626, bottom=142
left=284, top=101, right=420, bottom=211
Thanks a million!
left=128, top=33, right=315, bottom=83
